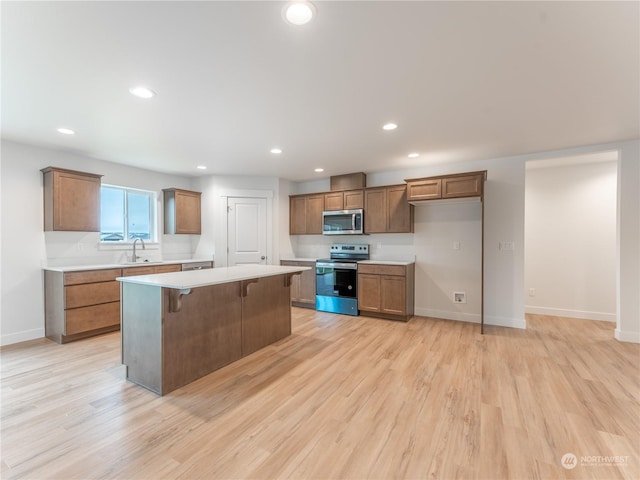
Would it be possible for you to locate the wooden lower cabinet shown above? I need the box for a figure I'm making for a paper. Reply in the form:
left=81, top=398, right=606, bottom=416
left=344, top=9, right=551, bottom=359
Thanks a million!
left=280, top=260, right=316, bottom=308
left=45, top=268, right=122, bottom=344
left=358, top=263, right=415, bottom=321
left=44, top=263, right=184, bottom=344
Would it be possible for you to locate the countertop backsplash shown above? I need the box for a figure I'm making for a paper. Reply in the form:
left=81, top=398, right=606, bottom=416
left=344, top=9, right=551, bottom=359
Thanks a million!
left=43, top=230, right=195, bottom=268
left=293, top=233, right=417, bottom=263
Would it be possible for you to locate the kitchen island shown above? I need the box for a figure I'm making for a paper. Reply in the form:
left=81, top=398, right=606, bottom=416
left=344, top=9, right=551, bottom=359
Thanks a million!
left=118, top=265, right=309, bottom=395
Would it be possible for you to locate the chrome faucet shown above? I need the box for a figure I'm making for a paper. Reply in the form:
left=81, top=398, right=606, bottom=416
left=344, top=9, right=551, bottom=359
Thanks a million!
left=132, top=238, right=145, bottom=263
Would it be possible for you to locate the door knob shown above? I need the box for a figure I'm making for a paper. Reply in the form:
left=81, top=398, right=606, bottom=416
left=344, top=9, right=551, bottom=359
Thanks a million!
left=261, top=256, right=266, bottom=260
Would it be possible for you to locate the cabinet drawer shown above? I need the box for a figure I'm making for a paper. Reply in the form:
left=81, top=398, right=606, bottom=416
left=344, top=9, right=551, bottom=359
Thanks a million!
left=64, top=268, right=122, bottom=285
left=358, top=264, right=406, bottom=276
left=122, top=266, right=157, bottom=276
left=154, top=264, right=181, bottom=274
left=66, top=302, right=120, bottom=335
left=65, top=281, right=120, bottom=309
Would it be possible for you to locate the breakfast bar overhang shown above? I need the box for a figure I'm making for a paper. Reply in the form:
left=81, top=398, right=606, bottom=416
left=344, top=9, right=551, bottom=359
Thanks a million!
left=117, top=265, right=309, bottom=395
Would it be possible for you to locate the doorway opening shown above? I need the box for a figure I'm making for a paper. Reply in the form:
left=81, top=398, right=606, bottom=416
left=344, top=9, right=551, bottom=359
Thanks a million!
left=524, top=151, right=619, bottom=328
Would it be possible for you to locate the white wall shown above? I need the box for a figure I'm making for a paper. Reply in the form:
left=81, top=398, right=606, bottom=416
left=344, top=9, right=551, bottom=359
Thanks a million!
left=192, top=174, right=282, bottom=267
left=288, top=140, right=640, bottom=341
left=2, top=139, right=638, bottom=345
left=616, top=141, right=640, bottom=342
left=0, top=140, right=196, bottom=345
left=524, top=160, right=617, bottom=321
left=292, top=157, right=525, bottom=328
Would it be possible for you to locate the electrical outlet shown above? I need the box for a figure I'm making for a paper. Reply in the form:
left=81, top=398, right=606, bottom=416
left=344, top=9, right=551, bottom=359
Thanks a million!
left=453, top=292, right=466, bottom=304
left=499, top=241, right=515, bottom=251
left=529, top=288, right=536, bottom=297
left=453, top=241, right=460, bottom=251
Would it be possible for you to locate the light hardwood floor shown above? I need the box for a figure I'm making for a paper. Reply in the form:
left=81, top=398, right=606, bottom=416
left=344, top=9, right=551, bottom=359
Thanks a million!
left=1, top=310, right=639, bottom=479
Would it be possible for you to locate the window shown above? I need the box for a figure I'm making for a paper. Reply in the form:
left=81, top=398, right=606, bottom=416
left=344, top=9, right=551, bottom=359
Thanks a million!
left=100, top=185, right=157, bottom=242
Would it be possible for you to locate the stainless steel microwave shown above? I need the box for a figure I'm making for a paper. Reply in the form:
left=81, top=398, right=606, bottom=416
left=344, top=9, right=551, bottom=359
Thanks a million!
left=322, top=209, right=364, bottom=235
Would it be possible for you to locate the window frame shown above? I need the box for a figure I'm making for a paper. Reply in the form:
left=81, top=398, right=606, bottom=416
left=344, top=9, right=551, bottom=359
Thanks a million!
left=99, top=184, right=158, bottom=244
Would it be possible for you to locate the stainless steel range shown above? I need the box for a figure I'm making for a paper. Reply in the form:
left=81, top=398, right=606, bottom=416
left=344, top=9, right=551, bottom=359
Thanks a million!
left=316, top=243, right=369, bottom=316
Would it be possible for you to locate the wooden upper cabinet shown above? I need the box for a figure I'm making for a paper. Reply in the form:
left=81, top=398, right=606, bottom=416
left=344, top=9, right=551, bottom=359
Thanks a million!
left=324, top=192, right=344, bottom=211
left=41, top=167, right=102, bottom=232
left=163, top=188, right=202, bottom=234
left=387, top=185, right=413, bottom=233
left=406, top=171, right=486, bottom=202
left=330, top=172, right=366, bottom=191
left=290, top=196, right=307, bottom=234
left=364, top=188, right=387, bottom=233
left=406, top=178, right=441, bottom=201
left=441, top=174, right=483, bottom=199
left=323, top=190, right=364, bottom=211
left=364, top=185, right=413, bottom=234
left=344, top=190, right=364, bottom=210
left=289, top=194, right=323, bottom=235
left=305, top=195, right=324, bottom=234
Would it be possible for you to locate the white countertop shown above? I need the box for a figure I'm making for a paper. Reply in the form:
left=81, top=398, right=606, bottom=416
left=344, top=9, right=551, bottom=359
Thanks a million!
left=117, top=265, right=311, bottom=289
left=358, top=260, right=415, bottom=266
left=280, top=257, right=317, bottom=263
left=44, top=258, right=213, bottom=273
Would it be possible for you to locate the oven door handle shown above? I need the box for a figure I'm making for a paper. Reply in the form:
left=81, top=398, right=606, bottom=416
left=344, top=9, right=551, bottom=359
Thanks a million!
left=316, top=262, right=358, bottom=270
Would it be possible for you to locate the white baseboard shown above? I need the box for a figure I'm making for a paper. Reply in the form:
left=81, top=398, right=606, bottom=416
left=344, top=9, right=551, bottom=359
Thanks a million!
left=484, top=315, right=527, bottom=329
left=1, top=328, right=45, bottom=346
left=414, top=308, right=480, bottom=324
left=615, top=328, right=640, bottom=344
left=524, top=305, right=616, bottom=323
left=414, top=308, right=526, bottom=330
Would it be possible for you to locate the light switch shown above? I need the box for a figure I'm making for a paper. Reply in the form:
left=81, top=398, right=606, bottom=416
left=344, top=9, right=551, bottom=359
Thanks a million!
left=453, top=241, right=460, bottom=251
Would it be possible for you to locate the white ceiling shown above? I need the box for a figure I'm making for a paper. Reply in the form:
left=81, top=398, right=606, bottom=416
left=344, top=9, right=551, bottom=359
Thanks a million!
left=2, top=1, right=638, bottom=182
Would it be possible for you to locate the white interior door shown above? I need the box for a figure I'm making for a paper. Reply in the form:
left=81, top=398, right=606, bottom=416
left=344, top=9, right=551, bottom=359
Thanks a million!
left=227, top=197, right=268, bottom=265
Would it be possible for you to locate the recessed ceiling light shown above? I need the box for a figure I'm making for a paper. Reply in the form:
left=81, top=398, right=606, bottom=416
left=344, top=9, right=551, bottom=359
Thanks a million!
left=270, top=148, right=283, bottom=154
left=314, top=168, right=324, bottom=173
left=408, top=153, right=420, bottom=158
left=129, top=86, right=156, bottom=99
left=283, top=1, right=316, bottom=26
left=196, top=165, right=207, bottom=170
left=382, top=123, right=398, bottom=131
left=57, top=127, right=75, bottom=135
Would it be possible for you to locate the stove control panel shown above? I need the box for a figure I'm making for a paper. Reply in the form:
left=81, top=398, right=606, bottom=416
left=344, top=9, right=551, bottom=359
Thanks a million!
left=330, top=244, right=369, bottom=254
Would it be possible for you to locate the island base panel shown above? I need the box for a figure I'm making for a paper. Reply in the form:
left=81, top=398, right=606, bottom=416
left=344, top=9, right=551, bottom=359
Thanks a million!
left=122, top=283, right=163, bottom=394
left=162, top=282, right=243, bottom=394
left=121, top=273, right=295, bottom=395
left=242, top=274, right=292, bottom=356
